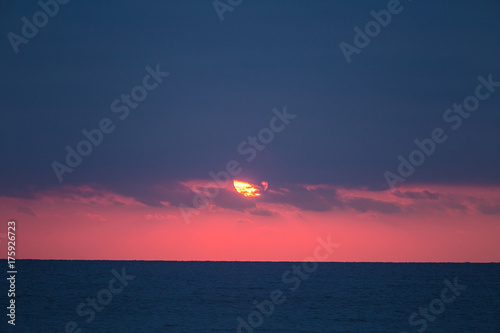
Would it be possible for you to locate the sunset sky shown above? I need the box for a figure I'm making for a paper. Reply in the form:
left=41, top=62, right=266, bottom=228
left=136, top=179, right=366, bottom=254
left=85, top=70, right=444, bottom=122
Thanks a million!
left=1, top=1, right=499, bottom=261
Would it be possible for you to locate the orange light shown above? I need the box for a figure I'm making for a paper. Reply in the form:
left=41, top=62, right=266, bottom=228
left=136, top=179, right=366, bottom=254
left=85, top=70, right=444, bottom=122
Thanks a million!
left=233, top=180, right=262, bottom=197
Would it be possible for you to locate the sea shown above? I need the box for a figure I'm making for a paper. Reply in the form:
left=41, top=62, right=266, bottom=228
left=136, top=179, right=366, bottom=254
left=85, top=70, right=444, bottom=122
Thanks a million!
left=1, top=260, right=499, bottom=332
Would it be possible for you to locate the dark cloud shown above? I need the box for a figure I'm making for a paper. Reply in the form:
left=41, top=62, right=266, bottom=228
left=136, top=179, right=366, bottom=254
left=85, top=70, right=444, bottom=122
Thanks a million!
left=212, top=189, right=256, bottom=211
left=108, top=181, right=197, bottom=208
left=249, top=208, right=279, bottom=216
left=262, top=185, right=341, bottom=212
left=43, top=184, right=109, bottom=200
left=477, top=204, right=500, bottom=215
left=393, top=190, right=441, bottom=200
left=345, top=198, right=402, bottom=214
left=442, top=199, right=468, bottom=212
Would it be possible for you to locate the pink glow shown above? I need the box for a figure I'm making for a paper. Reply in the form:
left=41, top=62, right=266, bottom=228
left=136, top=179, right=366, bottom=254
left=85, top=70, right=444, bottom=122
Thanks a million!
left=0, top=183, right=499, bottom=262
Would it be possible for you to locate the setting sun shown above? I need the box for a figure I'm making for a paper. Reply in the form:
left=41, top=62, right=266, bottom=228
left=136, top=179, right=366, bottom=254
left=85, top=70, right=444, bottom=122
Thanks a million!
left=233, top=180, right=262, bottom=197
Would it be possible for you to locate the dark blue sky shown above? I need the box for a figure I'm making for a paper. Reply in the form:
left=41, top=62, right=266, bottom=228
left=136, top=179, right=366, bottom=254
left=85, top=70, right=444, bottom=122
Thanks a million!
left=1, top=0, right=499, bottom=201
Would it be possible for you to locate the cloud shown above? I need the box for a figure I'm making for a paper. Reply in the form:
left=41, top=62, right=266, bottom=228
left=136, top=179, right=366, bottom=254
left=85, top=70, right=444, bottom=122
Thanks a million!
left=7, top=181, right=499, bottom=222
left=107, top=181, right=196, bottom=207
left=249, top=208, right=279, bottom=216
left=345, top=197, right=401, bottom=214
left=442, top=199, right=468, bottom=212
left=145, top=213, right=177, bottom=221
left=212, top=188, right=256, bottom=211
left=42, top=184, right=142, bottom=207
left=262, top=184, right=341, bottom=212
left=477, top=204, right=500, bottom=215
left=17, top=206, right=38, bottom=217
left=392, top=190, right=440, bottom=200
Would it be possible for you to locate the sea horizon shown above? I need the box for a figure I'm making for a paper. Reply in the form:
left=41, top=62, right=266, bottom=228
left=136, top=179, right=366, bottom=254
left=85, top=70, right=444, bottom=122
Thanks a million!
left=3, top=259, right=500, bottom=263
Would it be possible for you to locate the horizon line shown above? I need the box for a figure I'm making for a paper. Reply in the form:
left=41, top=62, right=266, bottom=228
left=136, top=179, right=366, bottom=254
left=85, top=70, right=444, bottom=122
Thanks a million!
left=1, top=259, right=499, bottom=263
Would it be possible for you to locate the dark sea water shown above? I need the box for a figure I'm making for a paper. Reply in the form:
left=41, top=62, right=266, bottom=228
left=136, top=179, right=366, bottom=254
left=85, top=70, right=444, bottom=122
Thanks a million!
left=1, top=260, right=499, bottom=332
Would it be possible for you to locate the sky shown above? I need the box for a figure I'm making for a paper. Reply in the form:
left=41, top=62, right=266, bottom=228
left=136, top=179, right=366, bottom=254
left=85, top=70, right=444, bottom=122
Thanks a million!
left=0, top=0, right=499, bottom=261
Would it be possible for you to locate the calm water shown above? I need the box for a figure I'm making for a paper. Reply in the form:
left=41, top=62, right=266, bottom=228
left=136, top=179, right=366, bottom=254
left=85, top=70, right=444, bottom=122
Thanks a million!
left=1, top=260, right=499, bottom=332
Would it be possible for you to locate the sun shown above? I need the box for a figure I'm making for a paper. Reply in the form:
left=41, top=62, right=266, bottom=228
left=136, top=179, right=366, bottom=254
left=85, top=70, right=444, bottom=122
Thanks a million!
left=233, top=180, right=267, bottom=197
